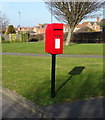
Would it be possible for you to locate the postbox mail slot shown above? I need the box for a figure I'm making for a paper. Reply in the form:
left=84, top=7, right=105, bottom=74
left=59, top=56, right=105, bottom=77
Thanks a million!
left=53, top=29, right=63, bottom=31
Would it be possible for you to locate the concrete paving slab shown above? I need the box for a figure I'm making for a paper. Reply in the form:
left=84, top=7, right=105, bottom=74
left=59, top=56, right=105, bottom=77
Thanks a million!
left=2, top=92, right=39, bottom=118
left=1, top=88, right=54, bottom=119
left=2, top=99, right=26, bottom=118
left=1, top=92, right=39, bottom=119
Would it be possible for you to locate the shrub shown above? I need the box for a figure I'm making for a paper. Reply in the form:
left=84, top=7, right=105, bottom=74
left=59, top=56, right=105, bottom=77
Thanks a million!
left=28, top=34, right=44, bottom=42
left=34, top=34, right=44, bottom=41
left=19, top=33, right=29, bottom=42
left=1, top=36, right=5, bottom=43
left=28, top=38, right=38, bottom=42
left=6, top=25, right=16, bottom=34
left=28, top=35, right=38, bottom=42
left=9, top=34, right=17, bottom=42
left=1, top=36, right=10, bottom=43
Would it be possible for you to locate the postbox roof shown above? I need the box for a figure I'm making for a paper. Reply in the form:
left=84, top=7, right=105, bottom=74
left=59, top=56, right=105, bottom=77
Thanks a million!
left=47, top=23, right=63, bottom=28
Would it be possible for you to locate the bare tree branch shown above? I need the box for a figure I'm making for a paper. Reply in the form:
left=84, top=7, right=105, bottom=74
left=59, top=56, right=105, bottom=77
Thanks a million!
left=45, top=1, right=105, bottom=45
left=0, top=11, right=10, bottom=34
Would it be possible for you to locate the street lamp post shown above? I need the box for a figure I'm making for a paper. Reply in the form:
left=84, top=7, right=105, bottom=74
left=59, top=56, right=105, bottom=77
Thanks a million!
left=18, top=12, right=21, bottom=27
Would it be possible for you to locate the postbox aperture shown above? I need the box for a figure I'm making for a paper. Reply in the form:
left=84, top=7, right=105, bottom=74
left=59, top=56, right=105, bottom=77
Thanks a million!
left=45, top=23, right=63, bottom=54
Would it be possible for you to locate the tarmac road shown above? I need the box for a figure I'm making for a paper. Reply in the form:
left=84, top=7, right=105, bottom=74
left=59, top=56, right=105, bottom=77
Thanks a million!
left=1, top=52, right=105, bottom=58
left=42, top=97, right=104, bottom=118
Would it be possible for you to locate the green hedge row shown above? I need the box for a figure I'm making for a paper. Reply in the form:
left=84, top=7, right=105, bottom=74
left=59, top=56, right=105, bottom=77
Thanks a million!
left=64, top=31, right=105, bottom=43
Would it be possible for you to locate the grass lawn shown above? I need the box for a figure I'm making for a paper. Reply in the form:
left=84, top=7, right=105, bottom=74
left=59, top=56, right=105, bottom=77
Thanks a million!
left=2, top=42, right=103, bottom=55
left=2, top=55, right=104, bottom=106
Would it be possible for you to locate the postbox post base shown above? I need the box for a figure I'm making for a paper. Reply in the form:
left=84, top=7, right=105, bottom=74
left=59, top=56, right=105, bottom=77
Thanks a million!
left=51, top=54, right=56, bottom=98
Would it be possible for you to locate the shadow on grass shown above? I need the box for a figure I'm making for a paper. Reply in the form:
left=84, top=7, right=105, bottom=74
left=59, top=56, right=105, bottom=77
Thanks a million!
left=19, top=66, right=104, bottom=106
left=69, top=43, right=80, bottom=46
left=55, top=66, right=85, bottom=96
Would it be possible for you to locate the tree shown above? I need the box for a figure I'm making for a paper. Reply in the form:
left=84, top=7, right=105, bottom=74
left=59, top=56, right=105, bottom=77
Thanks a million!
left=0, top=11, right=9, bottom=34
left=45, top=1, right=104, bottom=45
left=6, top=25, right=16, bottom=34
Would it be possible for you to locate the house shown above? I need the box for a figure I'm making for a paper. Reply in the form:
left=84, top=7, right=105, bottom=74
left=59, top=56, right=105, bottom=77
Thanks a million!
left=74, top=17, right=101, bottom=32
left=77, top=26, right=94, bottom=32
left=18, top=27, right=34, bottom=33
left=33, top=23, right=70, bottom=34
left=33, top=17, right=100, bottom=34
left=17, top=17, right=101, bottom=36
left=33, top=24, right=47, bottom=34
left=63, top=24, right=70, bottom=32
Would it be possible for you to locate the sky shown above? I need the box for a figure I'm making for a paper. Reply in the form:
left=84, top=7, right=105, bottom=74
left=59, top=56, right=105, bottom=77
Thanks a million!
left=0, top=2, right=103, bottom=28
left=1, top=2, right=61, bottom=27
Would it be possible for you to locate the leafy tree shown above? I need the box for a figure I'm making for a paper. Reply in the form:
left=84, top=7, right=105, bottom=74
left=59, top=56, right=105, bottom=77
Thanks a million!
left=0, top=11, right=9, bottom=34
left=6, top=25, right=16, bottom=34
left=45, top=1, right=104, bottom=45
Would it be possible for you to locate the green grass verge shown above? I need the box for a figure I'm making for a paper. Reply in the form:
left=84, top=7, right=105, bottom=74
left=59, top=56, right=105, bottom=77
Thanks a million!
left=3, top=55, right=104, bottom=105
left=2, top=42, right=103, bottom=55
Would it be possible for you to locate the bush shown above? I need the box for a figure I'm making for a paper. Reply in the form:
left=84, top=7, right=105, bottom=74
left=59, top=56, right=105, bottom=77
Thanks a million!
left=6, top=25, right=16, bottom=34
left=19, top=33, right=29, bottom=42
left=1, top=36, right=10, bottom=43
left=28, top=38, right=38, bottom=42
left=28, top=35, right=38, bottom=42
left=9, top=34, right=17, bottom=42
left=2, top=33, right=30, bottom=43
left=34, top=34, right=44, bottom=41
left=1, top=36, right=5, bottom=43
left=28, top=34, right=44, bottom=42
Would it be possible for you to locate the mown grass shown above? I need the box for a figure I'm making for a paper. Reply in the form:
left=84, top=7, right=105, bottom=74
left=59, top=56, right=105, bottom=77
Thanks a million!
left=2, top=55, right=104, bottom=106
left=2, top=42, right=103, bottom=55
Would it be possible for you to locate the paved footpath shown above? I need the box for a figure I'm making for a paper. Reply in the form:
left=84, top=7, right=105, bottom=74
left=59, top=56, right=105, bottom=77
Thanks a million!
left=1, top=52, right=105, bottom=58
left=0, top=88, right=54, bottom=119
left=0, top=87, right=105, bottom=119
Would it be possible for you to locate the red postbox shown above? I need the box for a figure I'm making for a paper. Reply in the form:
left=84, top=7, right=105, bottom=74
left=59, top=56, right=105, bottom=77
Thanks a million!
left=45, top=23, right=64, bottom=54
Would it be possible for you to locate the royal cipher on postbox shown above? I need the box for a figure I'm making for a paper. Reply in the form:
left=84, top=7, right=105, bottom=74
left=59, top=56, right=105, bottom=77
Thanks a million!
left=45, top=23, right=64, bottom=54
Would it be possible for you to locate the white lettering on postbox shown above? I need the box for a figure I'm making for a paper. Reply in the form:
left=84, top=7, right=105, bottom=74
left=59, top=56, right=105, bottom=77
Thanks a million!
left=55, top=38, right=60, bottom=49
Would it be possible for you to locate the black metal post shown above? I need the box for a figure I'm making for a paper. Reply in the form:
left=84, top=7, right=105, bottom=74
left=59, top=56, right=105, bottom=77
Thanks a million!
left=51, top=54, right=56, bottom=98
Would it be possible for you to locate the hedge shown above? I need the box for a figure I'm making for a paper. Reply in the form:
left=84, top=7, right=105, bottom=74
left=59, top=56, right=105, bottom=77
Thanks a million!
left=64, top=31, right=105, bottom=43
